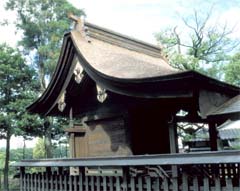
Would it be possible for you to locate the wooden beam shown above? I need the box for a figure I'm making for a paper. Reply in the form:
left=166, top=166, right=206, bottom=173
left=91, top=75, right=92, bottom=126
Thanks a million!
left=65, top=127, right=86, bottom=134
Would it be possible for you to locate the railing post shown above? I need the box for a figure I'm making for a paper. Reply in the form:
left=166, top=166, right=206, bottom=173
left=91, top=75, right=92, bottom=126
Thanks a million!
left=209, top=122, right=218, bottom=151
left=20, top=167, right=25, bottom=191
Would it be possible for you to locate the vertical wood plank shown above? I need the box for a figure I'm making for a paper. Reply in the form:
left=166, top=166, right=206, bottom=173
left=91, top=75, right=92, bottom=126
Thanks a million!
left=24, top=173, right=26, bottom=191
left=78, top=171, right=83, bottom=191
left=54, top=173, right=57, bottom=191
left=38, top=173, right=41, bottom=191
left=41, top=172, right=45, bottom=191
left=172, top=177, right=178, bottom=191
left=50, top=173, right=53, bottom=191
left=214, top=177, right=221, bottom=191
left=46, top=171, right=49, bottom=191
left=20, top=167, right=25, bottom=191
left=109, top=176, right=113, bottom=191
left=85, top=175, right=89, bottom=191
left=27, top=174, right=29, bottom=191
left=203, top=177, right=209, bottom=191
left=96, top=176, right=100, bottom=191
left=34, top=173, right=37, bottom=191
left=116, top=177, right=121, bottom=191
left=31, top=174, right=34, bottom=191
left=182, top=173, right=188, bottom=191
left=73, top=175, right=77, bottom=191
left=226, top=178, right=233, bottom=191
left=64, top=174, right=67, bottom=191
left=193, top=177, right=199, bottom=191
left=69, top=175, right=73, bottom=191
left=59, top=174, right=63, bottom=191
left=123, top=172, right=128, bottom=191
left=146, top=176, right=151, bottom=191
left=90, top=176, right=94, bottom=191
left=163, top=177, right=169, bottom=191
left=138, top=176, right=143, bottom=191
left=154, top=178, right=160, bottom=191
left=103, top=176, right=107, bottom=191
left=130, top=177, right=135, bottom=191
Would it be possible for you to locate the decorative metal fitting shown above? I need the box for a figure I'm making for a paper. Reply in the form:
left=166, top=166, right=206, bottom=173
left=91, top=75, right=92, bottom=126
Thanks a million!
left=96, top=85, right=107, bottom=103
left=58, top=91, right=66, bottom=112
left=73, top=61, right=84, bottom=84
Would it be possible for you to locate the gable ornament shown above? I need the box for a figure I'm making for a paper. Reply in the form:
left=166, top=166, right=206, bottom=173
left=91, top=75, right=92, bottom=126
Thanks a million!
left=96, top=85, right=107, bottom=103
left=73, top=61, right=84, bottom=84
left=58, top=91, right=66, bottom=112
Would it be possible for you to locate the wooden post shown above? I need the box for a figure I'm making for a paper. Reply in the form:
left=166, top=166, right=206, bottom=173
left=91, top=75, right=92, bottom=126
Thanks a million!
left=209, top=122, right=218, bottom=151
left=169, top=121, right=178, bottom=154
left=169, top=120, right=178, bottom=180
left=69, top=108, right=76, bottom=158
left=20, top=167, right=25, bottom=191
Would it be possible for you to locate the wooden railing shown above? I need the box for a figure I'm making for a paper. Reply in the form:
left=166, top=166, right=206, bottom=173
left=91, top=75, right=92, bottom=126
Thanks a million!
left=14, top=151, right=240, bottom=191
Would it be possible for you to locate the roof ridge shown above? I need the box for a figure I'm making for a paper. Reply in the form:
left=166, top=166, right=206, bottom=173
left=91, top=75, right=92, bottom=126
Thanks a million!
left=84, top=22, right=163, bottom=58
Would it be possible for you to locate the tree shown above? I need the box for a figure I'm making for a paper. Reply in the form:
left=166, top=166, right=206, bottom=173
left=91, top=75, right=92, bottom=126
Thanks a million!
left=33, top=138, right=46, bottom=159
left=155, top=8, right=239, bottom=78
left=0, top=44, right=40, bottom=191
left=6, top=0, right=85, bottom=158
left=155, top=8, right=239, bottom=145
left=225, top=51, right=240, bottom=86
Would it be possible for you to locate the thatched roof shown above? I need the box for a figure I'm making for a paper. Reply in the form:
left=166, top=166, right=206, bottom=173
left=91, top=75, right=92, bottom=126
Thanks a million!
left=26, top=20, right=240, bottom=117
left=71, top=22, right=178, bottom=79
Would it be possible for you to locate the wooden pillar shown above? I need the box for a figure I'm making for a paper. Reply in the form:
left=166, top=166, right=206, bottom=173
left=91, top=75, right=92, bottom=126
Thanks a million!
left=169, top=120, right=178, bottom=154
left=69, top=108, right=76, bottom=158
left=169, top=120, right=178, bottom=179
left=209, top=122, right=218, bottom=151
left=20, top=167, right=25, bottom=191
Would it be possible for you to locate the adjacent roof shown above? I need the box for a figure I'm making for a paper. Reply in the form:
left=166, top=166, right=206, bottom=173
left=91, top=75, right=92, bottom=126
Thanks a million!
left=219, top=128, right=240, bottom=140
left=218, top=120, right=240, bottom=140
left=27, top=20, right=240, bottom=116
left=208, top=95, right=240, bottom=116
left=207, top=95, right=240, bottom=120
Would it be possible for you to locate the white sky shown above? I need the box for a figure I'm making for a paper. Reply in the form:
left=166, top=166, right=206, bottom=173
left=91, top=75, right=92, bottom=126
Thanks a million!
left=0, top=0, right=240, bottom=149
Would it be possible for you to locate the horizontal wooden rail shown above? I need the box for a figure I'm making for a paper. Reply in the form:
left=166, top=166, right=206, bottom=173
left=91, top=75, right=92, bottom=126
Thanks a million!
left=14, top=150, right=240, bottom=167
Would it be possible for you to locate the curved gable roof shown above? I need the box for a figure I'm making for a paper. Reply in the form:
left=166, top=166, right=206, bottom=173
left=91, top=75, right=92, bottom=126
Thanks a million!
left=27, top=21, right=240, bottom=116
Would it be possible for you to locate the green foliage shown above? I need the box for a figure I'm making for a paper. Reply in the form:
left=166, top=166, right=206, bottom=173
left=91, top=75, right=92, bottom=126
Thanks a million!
left=225, top=52, right=240, bottom=86
left=6, top=0, right=85, bottom=90
left=0, top=44, right=41, bottom=190
left=5, top=0, right=84, bottom=158
left=155, top=9, right=239, bottom=80
left=0, top=44, right=41, bottom=139
left=33, top=138, right=46, bottom=159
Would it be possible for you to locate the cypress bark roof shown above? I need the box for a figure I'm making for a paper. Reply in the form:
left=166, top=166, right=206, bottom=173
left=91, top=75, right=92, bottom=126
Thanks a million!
left=208, top=95, right=240, bottom=119
left=27, top=21, right=240, bottom=117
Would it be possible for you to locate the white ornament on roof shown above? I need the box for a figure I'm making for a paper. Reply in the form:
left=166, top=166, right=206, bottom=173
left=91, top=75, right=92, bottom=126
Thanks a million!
left=96, top=85, right=107, bottom=103
left=58, top=91, right=66, bottom=112
left=73, top=61, right=84, bottom=84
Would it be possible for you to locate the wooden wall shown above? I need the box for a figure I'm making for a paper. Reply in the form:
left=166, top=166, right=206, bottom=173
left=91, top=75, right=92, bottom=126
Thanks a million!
left=74, top=117, right=132, bottom=157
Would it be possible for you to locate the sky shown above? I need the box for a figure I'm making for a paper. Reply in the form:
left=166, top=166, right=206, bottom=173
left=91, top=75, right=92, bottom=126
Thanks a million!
left=0, top=0, right=240, bottom=148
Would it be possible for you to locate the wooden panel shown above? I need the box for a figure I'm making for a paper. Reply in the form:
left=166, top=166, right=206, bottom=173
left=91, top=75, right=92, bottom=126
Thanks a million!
left=86, top=118, right=132, bottom=157
left=75, top=135, right=88, bottom=157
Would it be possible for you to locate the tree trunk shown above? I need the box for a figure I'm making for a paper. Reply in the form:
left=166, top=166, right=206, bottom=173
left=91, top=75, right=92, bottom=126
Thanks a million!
left=45, top=133, right=53, bottom=158
left=3, top=131, right=11, bottom=191
left=23, top=138, right=26, bottom=159
left=44, top=117, right=53, bottom=158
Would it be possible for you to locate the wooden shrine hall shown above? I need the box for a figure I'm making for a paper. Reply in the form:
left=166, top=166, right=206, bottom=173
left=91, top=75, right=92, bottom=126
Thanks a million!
left=15, top=16, right=240, bottom=191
